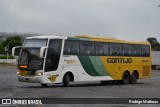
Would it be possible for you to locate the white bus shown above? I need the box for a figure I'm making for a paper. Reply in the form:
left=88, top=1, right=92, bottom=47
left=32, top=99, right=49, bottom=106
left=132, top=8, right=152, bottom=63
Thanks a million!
left=12, top=35, right=151, bottom=87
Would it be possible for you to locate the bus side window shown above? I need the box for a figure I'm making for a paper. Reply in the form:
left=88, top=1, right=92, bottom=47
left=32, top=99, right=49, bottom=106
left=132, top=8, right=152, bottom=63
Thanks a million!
left=95, top=42, right=109, bottom=56
left=110, top=43, right=121, bottom=56
left=131, top=45, right=141, bottom=56
left=103, top=43, right=109, bottom=55
left=95, top=42, right=104, bottom=55
left=63, top=41, right=71, bottom=55
left=70, top=42, right=79, bottom=55
left=122, top=44, right=131, bottom=56
left=63, top=40, right=79, bottom=55
left=80, top=41, right=94, bottom=55
left=141, top=45, right=150, bottom=56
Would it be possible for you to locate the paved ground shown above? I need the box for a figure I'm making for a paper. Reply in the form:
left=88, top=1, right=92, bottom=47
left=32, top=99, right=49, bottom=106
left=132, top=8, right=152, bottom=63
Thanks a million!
left=0, top=65, right=160, bottom=107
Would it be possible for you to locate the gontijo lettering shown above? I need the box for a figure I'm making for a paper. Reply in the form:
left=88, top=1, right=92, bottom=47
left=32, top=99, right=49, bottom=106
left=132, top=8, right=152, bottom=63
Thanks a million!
left=107, top=58, right=132, bottom=63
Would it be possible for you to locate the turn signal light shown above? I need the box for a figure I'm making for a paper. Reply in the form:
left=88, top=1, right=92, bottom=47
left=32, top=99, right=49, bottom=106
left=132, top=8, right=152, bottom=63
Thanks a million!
left=19, top=65, right=27, bottom=69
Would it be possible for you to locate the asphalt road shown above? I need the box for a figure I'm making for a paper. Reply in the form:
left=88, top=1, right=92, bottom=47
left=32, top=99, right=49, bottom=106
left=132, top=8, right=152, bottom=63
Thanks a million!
left=0, top=65, right=160, bottom=107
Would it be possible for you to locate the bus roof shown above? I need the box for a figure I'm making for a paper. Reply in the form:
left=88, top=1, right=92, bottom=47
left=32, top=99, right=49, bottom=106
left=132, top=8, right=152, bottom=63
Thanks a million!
left=25, top=35, right=150, bottom=45
left=72, top=35, right=150, bottom=45
left=26, top=35, right=66, bottom=39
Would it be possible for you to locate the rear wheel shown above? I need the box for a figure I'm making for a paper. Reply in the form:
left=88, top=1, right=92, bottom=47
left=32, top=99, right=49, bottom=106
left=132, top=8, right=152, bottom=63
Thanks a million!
left=122, top=72, right=130, bottom=84
left=130, top=71, right=138, bottom=84
left=63, top=74, right=70, bottom=87
left=41, top=83, right=47, bottom=87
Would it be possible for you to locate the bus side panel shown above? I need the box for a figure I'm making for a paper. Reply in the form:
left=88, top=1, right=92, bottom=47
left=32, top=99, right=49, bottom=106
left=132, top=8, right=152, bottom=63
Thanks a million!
left=100, top=56, right=151, bottom=80
left=61, top=56, right=92, bottom=82
left=61, top=56, right=113, bottom=82
left=77, top=56, right=112, bottom=81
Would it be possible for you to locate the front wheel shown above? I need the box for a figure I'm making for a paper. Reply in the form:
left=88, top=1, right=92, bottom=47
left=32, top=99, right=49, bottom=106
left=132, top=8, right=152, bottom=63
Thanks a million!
left=63, top=74, right=70, bottom=87
left=122, top=72, right=130, bottom=84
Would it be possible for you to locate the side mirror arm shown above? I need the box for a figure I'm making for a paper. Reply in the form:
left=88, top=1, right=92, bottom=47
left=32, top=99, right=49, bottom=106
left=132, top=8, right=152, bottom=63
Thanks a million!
left=12, top=46, right=22, bottom=56
left=40, top=46, right=48, bottom=58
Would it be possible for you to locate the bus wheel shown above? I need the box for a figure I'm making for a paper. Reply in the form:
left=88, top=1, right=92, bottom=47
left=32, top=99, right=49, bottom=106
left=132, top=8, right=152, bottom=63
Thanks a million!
left=130, top=71, right=138, bottom=84
left=41, top=83, right=47, bottom=87
left=122, top=72, right=130, bottom=85
left=63, top=73, right=70, bottom=87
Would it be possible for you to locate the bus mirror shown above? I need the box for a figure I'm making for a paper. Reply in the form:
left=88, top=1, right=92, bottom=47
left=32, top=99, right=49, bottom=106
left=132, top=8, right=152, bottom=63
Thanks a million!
left=12, top=46, right=22, bottom=57
left=40, top=46, right=48, bottom=58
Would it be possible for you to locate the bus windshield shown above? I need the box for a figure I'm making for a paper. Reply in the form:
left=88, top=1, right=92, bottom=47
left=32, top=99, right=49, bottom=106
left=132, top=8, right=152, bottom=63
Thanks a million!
left=19, top=48, right=43, bottom=71
left=19, top=39, right=48, bottom=71
left=23, top=39, right=47, bottom=47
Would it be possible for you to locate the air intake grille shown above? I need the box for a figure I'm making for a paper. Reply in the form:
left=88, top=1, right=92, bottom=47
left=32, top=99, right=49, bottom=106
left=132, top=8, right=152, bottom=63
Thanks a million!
left=143, top=66, right=150, bottom=76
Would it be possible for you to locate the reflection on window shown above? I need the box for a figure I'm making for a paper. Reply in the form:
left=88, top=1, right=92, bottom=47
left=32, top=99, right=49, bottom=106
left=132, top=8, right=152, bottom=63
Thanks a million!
left=20, top=49, right=29, bottom=64
left=132, top=45, right=141, bottom=56
left=110, top=43, right=121, bottom=56
left=63, top=41, right=79, bottom=55
left=80, top=42, right=94, bottom=55
left=95, top=43, right=109, bottom=55
left=45, top=39, right=62, bottom=72
left=141, top=45, right=150, bottom=56
left=122, top=44, right=131, bottom=56
left=23, top=39, right=47, bottom=47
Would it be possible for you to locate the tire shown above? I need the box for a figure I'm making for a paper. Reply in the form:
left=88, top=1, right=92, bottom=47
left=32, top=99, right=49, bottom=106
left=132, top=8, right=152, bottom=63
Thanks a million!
left=41, top=83, right=47, bottom=87
left=130, top=71, right=138, bottom=84
left=63, top=74, right=70, bottom=87
left=122, top=72, right=130, bottom=85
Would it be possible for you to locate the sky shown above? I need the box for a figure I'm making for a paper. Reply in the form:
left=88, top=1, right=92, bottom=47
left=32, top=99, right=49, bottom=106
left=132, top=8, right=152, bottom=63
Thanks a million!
left=0, top=0, right=160, bottom=42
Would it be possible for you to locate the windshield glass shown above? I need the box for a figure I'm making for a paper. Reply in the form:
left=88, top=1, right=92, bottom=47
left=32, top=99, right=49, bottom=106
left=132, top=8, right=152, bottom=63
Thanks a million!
left=23, top=39, right=47, bottom=47
left=19, top=39, right=47, bottom=71
left=19, top=48, right=43, bottom=71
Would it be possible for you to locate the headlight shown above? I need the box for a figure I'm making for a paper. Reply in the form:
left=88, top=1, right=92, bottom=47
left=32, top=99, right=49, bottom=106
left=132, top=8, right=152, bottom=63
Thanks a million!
left=17, top=71, right=20, bottom=74
left=36, top=72, right=44, bottom=76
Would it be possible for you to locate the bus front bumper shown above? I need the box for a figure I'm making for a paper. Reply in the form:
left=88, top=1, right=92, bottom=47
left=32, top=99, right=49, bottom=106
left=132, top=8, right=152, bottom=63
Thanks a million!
left=18, top=75, right=44, bottom=83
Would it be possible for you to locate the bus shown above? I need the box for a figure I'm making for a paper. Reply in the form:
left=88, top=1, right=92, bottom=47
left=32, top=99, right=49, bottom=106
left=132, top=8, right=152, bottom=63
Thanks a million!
left=12, top=35, right=151, bottom=87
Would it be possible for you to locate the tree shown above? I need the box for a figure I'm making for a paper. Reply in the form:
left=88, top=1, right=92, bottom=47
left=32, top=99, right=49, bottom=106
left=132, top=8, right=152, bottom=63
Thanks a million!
left=147, top=37, right=160, bottom=51
left=2, top=35, right=22, bottom=51
left=0, top=42, right=4, bottom=53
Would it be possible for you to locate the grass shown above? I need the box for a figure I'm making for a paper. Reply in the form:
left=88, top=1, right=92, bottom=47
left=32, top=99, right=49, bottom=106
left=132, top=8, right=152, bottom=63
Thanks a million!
left=0, top=55, right=14, bottom=59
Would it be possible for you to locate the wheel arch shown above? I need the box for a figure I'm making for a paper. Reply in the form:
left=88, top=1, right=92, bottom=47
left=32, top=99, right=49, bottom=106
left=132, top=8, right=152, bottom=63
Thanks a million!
left=123, top=70, right=131, bottom=76
left=63, top=71, right=74, bottom=82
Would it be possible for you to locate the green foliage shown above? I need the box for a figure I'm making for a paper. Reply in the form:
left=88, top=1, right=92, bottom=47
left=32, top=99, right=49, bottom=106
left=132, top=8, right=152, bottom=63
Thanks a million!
left=0, top=55, right=14, bottom=59
left=0, top=42, right=4, bottom=52
left=2, top=35, right=22, bottom=51
left=147, top=37, right=160, bottom=51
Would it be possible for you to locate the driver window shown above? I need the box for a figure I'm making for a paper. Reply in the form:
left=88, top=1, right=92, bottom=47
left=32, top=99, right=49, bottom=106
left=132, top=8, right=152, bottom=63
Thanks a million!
left=45, top=39, right=62, bottom=72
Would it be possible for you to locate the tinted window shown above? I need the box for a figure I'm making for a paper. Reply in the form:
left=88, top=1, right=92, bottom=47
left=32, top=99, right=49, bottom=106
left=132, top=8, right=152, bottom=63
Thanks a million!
left=131, top=45, right=141, bottom=56
left=95, top=42, right=109, bottom=55
left=141, top=45, right=150, bottom=56
left=63, top=40, right=79, bottom=55
left=80, top=42, right=94, bottom=55
left=110, top=43, right=121, bottom=56
left=45, top=39, right=62, bottom=72
left=122, top=44, right=131, bottom=56
left=49, top=39, right=62, bottom=54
